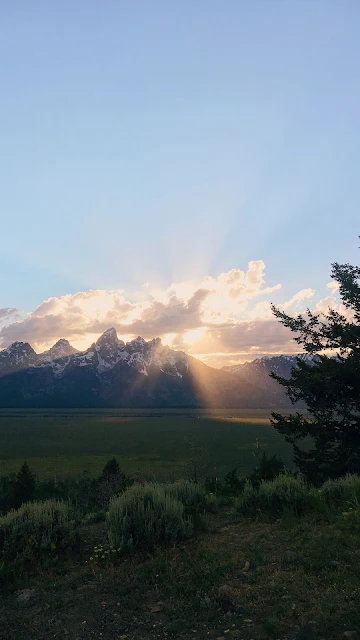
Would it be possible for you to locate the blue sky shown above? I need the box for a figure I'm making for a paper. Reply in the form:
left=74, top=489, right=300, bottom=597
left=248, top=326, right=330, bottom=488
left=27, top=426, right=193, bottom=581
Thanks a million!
left=0, top=1, right=359, bottom=364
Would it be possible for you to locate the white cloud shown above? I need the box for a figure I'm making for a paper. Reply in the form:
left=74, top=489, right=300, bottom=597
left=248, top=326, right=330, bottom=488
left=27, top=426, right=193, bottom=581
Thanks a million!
left=316, top=296, right=338, bottom=314
left=281, top=288, right=315, bottom=312
left=327, top=281, right=340, bottom=293
left=0, top=261, right=334, bottom=366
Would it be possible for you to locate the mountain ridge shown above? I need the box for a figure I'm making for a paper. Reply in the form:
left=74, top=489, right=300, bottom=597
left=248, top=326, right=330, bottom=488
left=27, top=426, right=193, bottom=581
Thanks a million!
left=0, top=330, right=304, bottom=408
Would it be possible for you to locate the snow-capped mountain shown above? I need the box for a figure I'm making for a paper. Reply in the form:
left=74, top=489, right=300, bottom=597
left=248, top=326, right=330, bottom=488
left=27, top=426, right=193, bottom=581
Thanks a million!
left=0, top=329, right=188, bottom=380
left=0, top=331, right=304, bottom=408
left=0, top=342, right=38, bottom=373
left=40, top=339, right=78, bottom=360
left=0, top=329, right=252, bottom=408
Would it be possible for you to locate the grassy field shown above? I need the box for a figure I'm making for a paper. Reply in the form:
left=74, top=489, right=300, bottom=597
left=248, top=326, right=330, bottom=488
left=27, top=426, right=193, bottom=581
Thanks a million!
left=0, top=408, right=295, bottom=480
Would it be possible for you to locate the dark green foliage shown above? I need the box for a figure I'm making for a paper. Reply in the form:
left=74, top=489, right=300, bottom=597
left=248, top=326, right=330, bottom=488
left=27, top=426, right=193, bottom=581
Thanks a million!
left=238, top=474, right=318, bottom=518
left=249, top=452, right=285, bottom=488
left=271, top=257, right=360, bottom=484
left=164, top=480, right=217, bottom=517
left=0, top=500, right=77, bottom=580
left=320, top=474, right=360, bottom=508
left=100, top=457, right=122, bottom=479
left=223, top=468, right=245, bottom=495
left=204, top=475, right=223, bottom=494
left=0, top=475, right=16, bottom=515
left=205, top=468, right=244, bottom=497
left=96, top=458, right=127, bottom=508
left=13, top=461, right=35, bottom=509
left=107, top=484, right=193, bottom=550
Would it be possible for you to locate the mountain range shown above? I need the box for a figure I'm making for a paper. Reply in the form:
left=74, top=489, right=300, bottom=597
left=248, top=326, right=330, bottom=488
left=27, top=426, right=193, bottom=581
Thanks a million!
left=0, top=329, right=308, bottom=408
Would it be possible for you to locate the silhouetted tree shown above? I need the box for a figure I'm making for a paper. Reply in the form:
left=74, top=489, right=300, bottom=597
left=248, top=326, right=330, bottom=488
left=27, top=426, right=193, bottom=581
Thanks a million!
left=271, top=255, right=360, bottom=484
left=13, top=461, right=35, bottom=508
left=249, top=452, right=285, bottom=488
left=97, top=458, right=126, bottom=508
left=100, top=457, right=121, bottom=479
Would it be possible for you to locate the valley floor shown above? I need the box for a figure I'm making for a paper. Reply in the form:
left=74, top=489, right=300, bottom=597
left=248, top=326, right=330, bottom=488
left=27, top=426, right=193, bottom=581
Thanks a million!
left=0, top=409, right=294, bottom=480
left=1, top=510, right=359, bottom=640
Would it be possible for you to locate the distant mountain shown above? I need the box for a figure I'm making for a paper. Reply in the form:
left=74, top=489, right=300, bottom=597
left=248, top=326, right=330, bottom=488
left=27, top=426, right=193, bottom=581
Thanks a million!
left=222, top=354, right=316, bottom=405
left=0, top=329, right=277, bottom=408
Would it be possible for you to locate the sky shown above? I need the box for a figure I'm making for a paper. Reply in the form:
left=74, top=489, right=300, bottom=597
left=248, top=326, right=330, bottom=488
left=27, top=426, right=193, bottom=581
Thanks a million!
left=0, top=1, right=359, bottom=367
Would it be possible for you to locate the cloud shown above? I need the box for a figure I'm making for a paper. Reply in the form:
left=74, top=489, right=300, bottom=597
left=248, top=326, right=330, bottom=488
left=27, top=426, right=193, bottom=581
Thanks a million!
left=0, top=260, right=330, bottom=366
left=281, top=288, right=315, bottom=312
left=0, top=308, right=20, bottom=321
left=327, top=281, right=340, bottom=294
left=316, top=296, right=338, bottom=314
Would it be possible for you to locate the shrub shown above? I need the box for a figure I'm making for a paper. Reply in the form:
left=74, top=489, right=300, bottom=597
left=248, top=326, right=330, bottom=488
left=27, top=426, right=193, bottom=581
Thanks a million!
left=321, top=474, right=360, bottom=508
left=0, top=474, right=16, bottom=515
left=342, top=496, right=360, bottom=531
left=204, top=475, right=223, bottom=495
left=249, top=452, right=285, bottom=488
left=203, top=492, right=219, bottom=513
left=101, top=458, right=122, bottom=479
left=82, top=510, right=106, bottom=525
left=164, top=481, right=208, bottom=512
left=238, top=474, right=314, bottom=518
left=0, top=499, right=77, bottom=574
left=96, top=458, right=128, bottom=509
left=222, top=468, right=245, bottom=496
left=13, top=461, right=35, bottom=509
left=107, top=483, right=193, bottom=550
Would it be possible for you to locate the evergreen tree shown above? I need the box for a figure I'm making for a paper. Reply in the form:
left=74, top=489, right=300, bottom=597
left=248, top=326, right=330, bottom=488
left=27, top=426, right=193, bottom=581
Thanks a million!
left=13, top=461, right=35, bottom=508
left=270, top=258, right=360, bottom=484
left=97, top=458, right=126, bottom=508
left=249, top=452, right=285, bottom=488
left=100, top=457, right=121, bottom=479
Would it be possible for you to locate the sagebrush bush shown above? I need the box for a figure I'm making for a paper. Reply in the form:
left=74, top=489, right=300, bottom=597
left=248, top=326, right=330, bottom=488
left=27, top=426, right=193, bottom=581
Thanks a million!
left=164, top=481, right=210, bottom=513
left=342, top=496, right=360, bottom=531
left=0, top=500, right=76, bottom=571
left=107, top=483, right=193, bottom=550
left=321, top=474, right=360, bottom=508
left=238, top=474, right=315, bottom=518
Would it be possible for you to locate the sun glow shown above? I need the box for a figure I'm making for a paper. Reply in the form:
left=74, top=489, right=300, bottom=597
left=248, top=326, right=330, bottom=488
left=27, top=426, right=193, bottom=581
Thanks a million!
left=183, top=327, right=207, bottom=345
left=161, top=333, right=177, bottom=347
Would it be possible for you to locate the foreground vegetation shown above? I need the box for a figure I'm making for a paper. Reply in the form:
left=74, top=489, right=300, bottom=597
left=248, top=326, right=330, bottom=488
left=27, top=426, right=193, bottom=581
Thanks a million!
left=1, top=459, right=359, bottom=639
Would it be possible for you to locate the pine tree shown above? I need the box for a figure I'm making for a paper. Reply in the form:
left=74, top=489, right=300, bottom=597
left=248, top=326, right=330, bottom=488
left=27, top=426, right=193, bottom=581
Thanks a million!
left=101, top=457, right=120, bottom=478
left=97, top=458, right=126, bottom=508
left=13, top=461, right=36, bottom=508
left=270, top=258, right=360, bottom=484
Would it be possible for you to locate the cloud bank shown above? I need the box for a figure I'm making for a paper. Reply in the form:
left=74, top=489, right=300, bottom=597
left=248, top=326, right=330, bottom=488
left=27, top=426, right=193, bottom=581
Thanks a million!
left=0, top=261, right=339, bottom=367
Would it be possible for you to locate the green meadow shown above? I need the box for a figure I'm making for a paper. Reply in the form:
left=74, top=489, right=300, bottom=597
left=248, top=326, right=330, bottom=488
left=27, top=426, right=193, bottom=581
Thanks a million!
left=0, top=408, right=294, bottom=481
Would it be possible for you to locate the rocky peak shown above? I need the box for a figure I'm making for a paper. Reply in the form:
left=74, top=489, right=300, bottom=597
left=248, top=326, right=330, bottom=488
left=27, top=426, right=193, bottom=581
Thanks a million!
left=0, top=341, right=38, bottom=373
left=96, top=328, right=121, bottom=347
left=44, top=339, right=77, bottom=359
